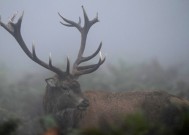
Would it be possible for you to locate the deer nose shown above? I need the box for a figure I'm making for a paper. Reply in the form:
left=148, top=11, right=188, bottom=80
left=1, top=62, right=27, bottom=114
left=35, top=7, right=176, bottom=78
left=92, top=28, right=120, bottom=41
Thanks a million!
left=77, top=99, right=89, bottom=111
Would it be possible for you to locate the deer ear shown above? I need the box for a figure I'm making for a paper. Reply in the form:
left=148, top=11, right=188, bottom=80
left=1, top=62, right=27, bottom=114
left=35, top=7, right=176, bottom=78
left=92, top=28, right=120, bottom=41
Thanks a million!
left=45, top=78, right=56, bottom=87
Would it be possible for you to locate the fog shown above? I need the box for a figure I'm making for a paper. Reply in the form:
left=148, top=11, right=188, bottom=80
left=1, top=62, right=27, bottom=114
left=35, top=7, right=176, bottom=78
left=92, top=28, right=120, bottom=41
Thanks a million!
left=0, top=0, right=189, bottom=77
left=1, top=1, right=189, bottom=134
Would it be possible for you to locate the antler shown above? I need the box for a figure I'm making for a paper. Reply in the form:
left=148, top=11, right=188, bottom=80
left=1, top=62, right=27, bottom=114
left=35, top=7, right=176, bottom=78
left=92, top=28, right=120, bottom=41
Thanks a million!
left=0, top=11, right=69, bottom=77
left=0, top=6, right=105, bottom=79
left=59, top=6, right=106, bottom=77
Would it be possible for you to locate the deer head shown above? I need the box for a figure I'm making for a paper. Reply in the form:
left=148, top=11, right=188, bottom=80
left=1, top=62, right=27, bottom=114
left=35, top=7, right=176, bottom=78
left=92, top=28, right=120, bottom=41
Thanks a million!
left=0, top=6, right=105, bottom=113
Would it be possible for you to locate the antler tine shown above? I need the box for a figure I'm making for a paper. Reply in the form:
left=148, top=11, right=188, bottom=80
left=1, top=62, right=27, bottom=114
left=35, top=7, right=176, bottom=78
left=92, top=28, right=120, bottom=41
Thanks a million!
left=32, top=42, right=37, bottom=58
left=9, top=11, right=18, bottom=23
left=81, top=6, right=99, bottom=32
left=78, top=42, right=102, bottom=64
left=78, top=17, right=81, bottom=26
left=66, top=56, right=70, bottom=74
left=49, top=52, right=52, bottom=67
left=58, top=12, right=82, bottom=31
left=0, top=11, right=67, bottom=77
left=81, top=6, right=89, bottom=24
left=0, top=11, right=24, bottom=36
left=73, top=51, right=106, bottom=76
left=77, top=56, right=106, bottom=71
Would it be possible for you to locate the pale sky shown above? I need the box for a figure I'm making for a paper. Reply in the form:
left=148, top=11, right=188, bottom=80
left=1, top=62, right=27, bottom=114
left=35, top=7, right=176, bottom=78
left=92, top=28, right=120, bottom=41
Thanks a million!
left=0, top=0, right=189, bottom=76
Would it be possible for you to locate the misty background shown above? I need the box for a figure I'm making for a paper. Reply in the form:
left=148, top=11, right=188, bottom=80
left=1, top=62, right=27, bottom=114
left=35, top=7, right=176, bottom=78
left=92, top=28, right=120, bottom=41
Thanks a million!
left=0, top=1, right=189, bottom=134
left=1, top=0, right=189, bottom=77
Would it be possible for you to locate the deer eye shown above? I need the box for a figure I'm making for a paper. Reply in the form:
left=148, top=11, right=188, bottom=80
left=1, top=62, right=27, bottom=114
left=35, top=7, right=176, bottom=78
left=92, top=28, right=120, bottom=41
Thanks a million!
left=71, top=81, right=80, bottom=88
left=60, top=86, right=71, bottom=96
left=60, top=86, right=68, bottom=90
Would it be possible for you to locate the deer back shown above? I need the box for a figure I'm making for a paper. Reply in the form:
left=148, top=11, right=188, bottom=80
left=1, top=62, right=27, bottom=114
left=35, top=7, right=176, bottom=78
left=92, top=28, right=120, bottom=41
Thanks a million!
left=78, top=91, right=189, bottom=130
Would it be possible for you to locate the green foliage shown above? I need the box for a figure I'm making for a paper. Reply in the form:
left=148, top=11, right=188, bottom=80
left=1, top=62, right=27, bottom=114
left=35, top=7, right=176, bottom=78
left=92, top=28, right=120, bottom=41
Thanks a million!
left=40, top=115, right=58, bottom=130
left=176, top=108, right=189, bottom=135
left=79, top=113, right=151, bottom=135
left=69, top=111, right=189, bottom=135
left=120, top=113, right=149, bottom=135
left=0, top=118, right=20, bottom=135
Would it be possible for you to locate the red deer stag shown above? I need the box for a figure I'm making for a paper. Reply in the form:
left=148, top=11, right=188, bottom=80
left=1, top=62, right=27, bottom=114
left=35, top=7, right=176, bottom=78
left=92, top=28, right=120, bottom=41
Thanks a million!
left=1, top=6, right=189, bottom=135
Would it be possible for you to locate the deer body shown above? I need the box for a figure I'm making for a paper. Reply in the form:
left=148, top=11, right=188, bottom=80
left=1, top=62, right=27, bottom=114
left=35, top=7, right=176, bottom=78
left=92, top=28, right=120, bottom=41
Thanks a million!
left=43, top=89, right=189, bottom=133
left=77, top=91, right=189, bottom=130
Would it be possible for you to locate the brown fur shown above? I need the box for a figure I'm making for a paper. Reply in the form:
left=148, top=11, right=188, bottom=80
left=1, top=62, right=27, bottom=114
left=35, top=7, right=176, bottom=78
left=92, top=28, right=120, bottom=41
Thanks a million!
left=77, top=90, right=189, bottom=130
